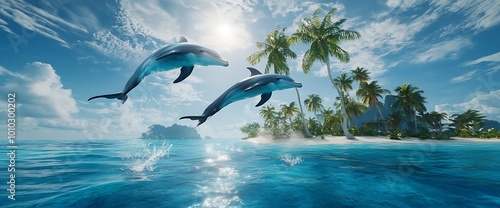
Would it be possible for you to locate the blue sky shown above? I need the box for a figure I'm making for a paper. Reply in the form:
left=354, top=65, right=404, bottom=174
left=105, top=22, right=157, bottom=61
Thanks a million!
left=0, top=0, right=499, bottom=139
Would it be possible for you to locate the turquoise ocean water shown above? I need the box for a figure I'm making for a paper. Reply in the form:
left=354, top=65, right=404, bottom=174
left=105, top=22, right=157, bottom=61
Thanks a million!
left=1, top=138, right=499, bottom=207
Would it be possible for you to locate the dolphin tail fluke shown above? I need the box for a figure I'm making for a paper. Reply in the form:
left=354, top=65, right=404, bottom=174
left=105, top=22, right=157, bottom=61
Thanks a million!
left=179, top=115, right=208, bottom=126
left=88, top=93, right=128, bottom=104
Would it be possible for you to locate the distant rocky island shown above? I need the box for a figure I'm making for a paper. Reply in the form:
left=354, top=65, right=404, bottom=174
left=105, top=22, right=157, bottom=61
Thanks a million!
left=140, top=124, right=201, bottom=139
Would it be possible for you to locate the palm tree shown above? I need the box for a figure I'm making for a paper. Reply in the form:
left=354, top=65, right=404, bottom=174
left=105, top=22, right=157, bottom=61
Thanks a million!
left=356, top=81, right=391, bottom=121
left=333, top=72, right=354, bottom=93
left=321, top=108, right=341, bottom=134
left=280, top=102, right=301, bottom=124
left=304, top=94, right=324, bottom=122
left=260, top=104, right=277, bottom=129
left=307, top=117, right=322, bottom=136
left=386, top=111, right=404, bottom=131
left=290, top=8, right=361, bottom=139
left=392, top=83, right=427, bottom=132
left=247, top=26, right=312, bottom=138
left=450, top=109, right=485, bottom=132
left=419, top=111, right=447, bottom=132
left=351, top=67, right=370, bottom=84
left=335, top=95, right=367, bottom=127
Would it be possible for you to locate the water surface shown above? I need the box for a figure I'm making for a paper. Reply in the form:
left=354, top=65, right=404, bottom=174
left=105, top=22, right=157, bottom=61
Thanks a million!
left=1, top=138, right=499, bottom=207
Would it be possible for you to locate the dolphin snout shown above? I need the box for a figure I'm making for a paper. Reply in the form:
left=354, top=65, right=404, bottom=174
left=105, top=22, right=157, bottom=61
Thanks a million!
left=294, top=82, right=303, bottom=88
left=222, top=60, right=229, bottom=67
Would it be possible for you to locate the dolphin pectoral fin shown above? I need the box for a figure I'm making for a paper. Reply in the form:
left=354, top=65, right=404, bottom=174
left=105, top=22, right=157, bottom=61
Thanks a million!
left=255, top=92, right=272, bottom=107
left=173, top=66, right=195, bottom=83
left=247, top=67, right=262, bottom=76
left=156, top=51, right=181, bottom=61
left=180, top=115, right=208, bottom=126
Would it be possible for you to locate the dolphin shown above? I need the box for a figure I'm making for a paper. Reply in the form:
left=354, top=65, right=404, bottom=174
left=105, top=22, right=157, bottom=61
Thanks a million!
left=180, top=67, right=302, bottom=126
left=88, top=36, right=229, bottom=103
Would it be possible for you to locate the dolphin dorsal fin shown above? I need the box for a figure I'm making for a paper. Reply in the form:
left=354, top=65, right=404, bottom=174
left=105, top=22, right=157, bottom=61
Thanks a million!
left=247, top=67, right=262, bottom=76
left=177, top=36, right=188, bottom=43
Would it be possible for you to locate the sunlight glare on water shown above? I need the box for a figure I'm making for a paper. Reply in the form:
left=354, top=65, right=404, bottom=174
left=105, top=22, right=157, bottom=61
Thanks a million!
left=191, top=144, right=242, bottom=207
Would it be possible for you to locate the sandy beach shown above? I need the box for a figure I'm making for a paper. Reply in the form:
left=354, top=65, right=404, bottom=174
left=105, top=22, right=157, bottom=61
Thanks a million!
left=245, top=135, right=500, bottom=145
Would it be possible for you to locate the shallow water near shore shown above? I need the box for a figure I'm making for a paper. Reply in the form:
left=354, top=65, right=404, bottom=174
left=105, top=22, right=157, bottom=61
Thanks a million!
left=1, top=137, right=499, bottom=207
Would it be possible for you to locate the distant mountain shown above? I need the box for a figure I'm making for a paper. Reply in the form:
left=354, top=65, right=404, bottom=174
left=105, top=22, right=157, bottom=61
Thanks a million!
left=483, top=119, right=500, bottom=131
left=351, top=95, right=500, bottom=131
left=140, top=124, right=201, bottom=139
left=351, top=95, right=397, bottom=126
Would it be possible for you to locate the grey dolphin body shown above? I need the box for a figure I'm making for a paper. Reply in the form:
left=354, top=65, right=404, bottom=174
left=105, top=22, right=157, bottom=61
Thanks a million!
left=88, top=36, right=229, bottom=103
left=180, top=67, right=303, bottom=126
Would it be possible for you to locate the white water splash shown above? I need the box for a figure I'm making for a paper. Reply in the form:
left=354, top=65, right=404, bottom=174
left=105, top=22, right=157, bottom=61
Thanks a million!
left=125, top=141, right=172, bottom=173
left=281, top=154, right=303, bottom=167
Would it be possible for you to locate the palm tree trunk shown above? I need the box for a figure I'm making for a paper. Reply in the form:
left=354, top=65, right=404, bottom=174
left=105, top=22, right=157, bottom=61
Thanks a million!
left=375, top=105, right=388, bottom=131
left=326, top=57, right=355, bottom=140
left=295, top=88, right=313, bottom=138
left=413, top=113, right=418, bottom=133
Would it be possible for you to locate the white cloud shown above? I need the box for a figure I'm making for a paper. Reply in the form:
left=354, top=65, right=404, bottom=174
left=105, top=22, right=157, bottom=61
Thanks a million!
left=86, top=29, right=151, bottom=63
left=0, top=17, right=14, bottom=34
left=386, top=0, right=422, bottom=10
left=0, top=0, right=89, bottom=47
left=464, top=52, right=500, bottom=66
left=145, top=72, right=207, bottom=105
left=435, top=90, right=500, bottom=119
left=86, top=0, right=178, bottom=63
left=413, top=37, right=472, bottom=63
left=451, top=70, right=478, bottom=83
left=263, top=0, right=302, bottom=17
left=118, top=0, right=179, bottom=42
left=314, top=14, right=429, bottom=78
left=0, top=62, right=86, bottom=130
left=0, top=66, right=25, bottom=79
left=431, top=0, right=500, bottom=34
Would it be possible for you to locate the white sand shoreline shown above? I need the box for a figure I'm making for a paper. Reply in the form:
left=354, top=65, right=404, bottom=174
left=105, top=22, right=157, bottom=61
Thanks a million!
left=245, top=135, right=500, bottom=145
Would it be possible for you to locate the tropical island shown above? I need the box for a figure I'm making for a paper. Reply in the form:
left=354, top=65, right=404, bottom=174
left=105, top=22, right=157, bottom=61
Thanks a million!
left=240, top=8, right=500, bottom=141
left=140, top=124, right=202, bottom=140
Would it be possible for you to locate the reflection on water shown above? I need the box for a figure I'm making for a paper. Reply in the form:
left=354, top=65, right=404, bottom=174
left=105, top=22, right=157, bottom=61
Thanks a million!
left=191, top=144, right=242, bottom=207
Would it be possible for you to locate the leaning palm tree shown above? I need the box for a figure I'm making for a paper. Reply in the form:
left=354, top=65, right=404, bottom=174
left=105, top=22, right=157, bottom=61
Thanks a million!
left=280, top=102, right=301, bottom=124
left=290, top=8, right=361, bottom=139
left=356, top=81, right=391, bottom=121
left=247, top=26, right=312, bottom=138
left=450, top=109, right=485, bottom=132
left=419, top=111, right=447, bottom=132
left=335, top=95, right=367, bottom=128
left=392, top=83, right=427, bottom=132
left=304, top=94, right=324, bottom=122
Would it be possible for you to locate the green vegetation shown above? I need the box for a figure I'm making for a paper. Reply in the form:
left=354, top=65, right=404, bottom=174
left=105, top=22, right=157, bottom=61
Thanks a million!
left=240, top=122, right=260, bottom=140
left=240, top=6, right=499, bottom=141
left=247, top=26, right=312, bottom=138
left=289, top=8, right=361, bottom=139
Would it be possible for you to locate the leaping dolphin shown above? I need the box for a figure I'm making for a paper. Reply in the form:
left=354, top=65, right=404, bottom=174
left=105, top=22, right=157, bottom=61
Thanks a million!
left=88, top=36, right=229, bottom=103
left=180, top=67, right=302, bottom=126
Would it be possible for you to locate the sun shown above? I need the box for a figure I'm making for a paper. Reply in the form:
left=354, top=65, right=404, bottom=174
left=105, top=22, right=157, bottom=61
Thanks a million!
left=217, top=24, right=233, bottom=37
